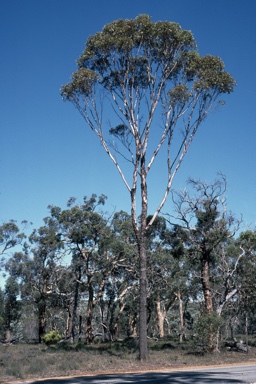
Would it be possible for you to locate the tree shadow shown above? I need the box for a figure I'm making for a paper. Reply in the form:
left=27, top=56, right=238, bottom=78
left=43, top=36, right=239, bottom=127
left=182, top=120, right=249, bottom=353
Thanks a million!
left=28, top=369, right=248, bottom=383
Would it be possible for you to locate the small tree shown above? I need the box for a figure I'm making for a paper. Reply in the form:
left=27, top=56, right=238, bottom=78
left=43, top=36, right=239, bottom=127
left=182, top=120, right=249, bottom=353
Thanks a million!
left=236, top=231, right=256, bottom=343
left=170, top=176, right=242, bottom=351
left=49, top=194, right=123, bottom=344
left=3, top=276, right=21, bottom=343
left=62, top=15, right=235, bottom=359
left=6, top=217, right=64, bottom=343
left=42, top=330, right=61, bottom=345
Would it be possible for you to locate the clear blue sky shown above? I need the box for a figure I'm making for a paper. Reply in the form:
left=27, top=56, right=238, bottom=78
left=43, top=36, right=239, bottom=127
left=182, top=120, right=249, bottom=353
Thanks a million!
left=1, top=0, right=256, bottom=232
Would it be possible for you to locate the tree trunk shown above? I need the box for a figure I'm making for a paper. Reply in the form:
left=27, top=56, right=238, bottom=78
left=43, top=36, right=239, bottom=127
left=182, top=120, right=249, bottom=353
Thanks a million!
left=109, top=298, right=126, bottom=340
left=201, top=258, right=213, bottom=315
left=177, top=291, right=184, bottom=343
left=66, top=303, right=73, bottom=341
left=38, top=302, right=46, bottom=343
left=245, top=312, right=249, bottom=353
left=85, top=276, right=94, bottom=344
left=4, top=328, right=11, bottom=344
left=137, top=152, right=149, bottom=360
left=130, top=153, right=148, bottom=359
left=214, top=288, right=238, bottom=353
left=66, top=266, right=81, bottom=343
left=127, top=310, right=137, bottom=337
left=201, top=256, right=214, bottom=351
left=78, top=315, right=82, bottom=342
left=138, top=232, right=148, bottom=360
left=165, top=317, right=171, bottom=336
left=71, top=272, right=81, bottom=343
left=156, top=293, right=166, bottom=338
left=4, top=311, right=12, bottom=343
left=229, top=316, right=237, bottom=340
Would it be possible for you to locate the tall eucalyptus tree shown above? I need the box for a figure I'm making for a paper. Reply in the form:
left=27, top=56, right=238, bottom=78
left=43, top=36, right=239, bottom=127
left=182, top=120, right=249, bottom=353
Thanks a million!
left=62, top=15, right=235, bottom=359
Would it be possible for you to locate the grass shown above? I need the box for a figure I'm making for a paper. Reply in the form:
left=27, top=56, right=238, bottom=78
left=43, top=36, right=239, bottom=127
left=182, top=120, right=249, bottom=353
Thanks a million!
left=0, top=338, right=256, bottom=383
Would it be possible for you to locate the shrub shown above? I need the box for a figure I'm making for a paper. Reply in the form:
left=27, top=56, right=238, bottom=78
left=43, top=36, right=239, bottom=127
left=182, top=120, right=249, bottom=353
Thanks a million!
left=192, top=313, right=224, bottom=352
left=42, top=330, right=61, bottom=345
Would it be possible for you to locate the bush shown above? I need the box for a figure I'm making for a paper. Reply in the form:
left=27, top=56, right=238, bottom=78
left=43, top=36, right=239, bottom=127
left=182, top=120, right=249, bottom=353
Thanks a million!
left=192, top=313, right=224, bottom=352
left=42, top=330, right=61, bottom=345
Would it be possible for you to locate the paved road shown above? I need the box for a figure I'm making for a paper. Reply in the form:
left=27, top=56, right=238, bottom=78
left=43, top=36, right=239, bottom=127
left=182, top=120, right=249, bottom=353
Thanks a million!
left=26, top=365, right=256, bottom=384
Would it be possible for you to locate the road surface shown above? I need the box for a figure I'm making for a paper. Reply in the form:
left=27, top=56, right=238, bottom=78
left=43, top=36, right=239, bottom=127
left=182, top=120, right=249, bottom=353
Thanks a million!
left=25, top=364, right=256, bottom=383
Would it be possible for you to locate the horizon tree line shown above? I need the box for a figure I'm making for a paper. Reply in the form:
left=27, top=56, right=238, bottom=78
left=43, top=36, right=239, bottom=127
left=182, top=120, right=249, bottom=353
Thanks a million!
left=1, top=176, right=256, bottom=354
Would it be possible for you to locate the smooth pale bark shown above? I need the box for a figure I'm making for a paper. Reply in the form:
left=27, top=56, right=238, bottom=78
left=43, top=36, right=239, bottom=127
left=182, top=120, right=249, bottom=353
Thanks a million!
left=201, top=256, right=214, bottom=351
left=4, top=329, right=11, bottom=344
left=201, top=258, right=213, bottom=315
left=84, top=262, right=110, bottom=344
left=138, top=232, right=148, bottom=360
left=127, top=313, right=137, bottom=337
left=156, top=293, right=176, bottom=339
left=176, top=291, right=185, bottom=343
left=66, top=303, right=73, bottom=342
left=156, top=295, right=166, bottom=338
left=137, top=153, right=149, bottom=360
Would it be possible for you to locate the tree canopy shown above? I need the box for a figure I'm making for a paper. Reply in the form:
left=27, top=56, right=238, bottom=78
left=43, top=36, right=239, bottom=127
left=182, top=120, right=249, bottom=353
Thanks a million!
left=61, top=15, right=235, bottom=223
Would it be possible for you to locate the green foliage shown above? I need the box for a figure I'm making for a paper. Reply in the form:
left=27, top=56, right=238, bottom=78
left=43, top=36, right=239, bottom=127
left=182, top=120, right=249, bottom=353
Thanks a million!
left=62, top=68, right=99, bottom=99
left=42, top=330, right=61, bottom=345
left=238, top=230, right=256, bottom=251
left=193, top=313, right=223, bottom=351
left=0, top=220, right=25, bottom=257
left=3, top=276, right=21, bottom=337
left=61, top=14, right=235, bottom=105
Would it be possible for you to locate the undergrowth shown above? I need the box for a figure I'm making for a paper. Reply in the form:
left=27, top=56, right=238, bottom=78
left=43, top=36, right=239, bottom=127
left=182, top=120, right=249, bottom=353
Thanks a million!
left=0, top=337, right=256, bottom=382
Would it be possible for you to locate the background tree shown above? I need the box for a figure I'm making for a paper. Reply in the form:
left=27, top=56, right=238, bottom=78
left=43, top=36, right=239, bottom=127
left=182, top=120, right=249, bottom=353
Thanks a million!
left=49, top=194, right=124, bottom=343
left=144, top=216, right=179, bottom=339
left=0, top=220, right=25, bottom=260
left=236, top=231, right=256, bottom=346
left=155, top=223, right=192, bottom=341
left=2, top=276, right=21, bottom=343
left=0, top=288, right=4, bottom=340
left=1, top=198, right=255, bottom=351
left=62, top=14, right=235, bottom=359
left=5, top=216, right=63, bottom=343
left=170, top=176, right=242, bottom=351
left=105, top=211, right=139, bottom=340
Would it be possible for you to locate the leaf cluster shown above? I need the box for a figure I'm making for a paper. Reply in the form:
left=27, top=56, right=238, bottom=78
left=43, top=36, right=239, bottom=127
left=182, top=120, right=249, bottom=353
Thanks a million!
left=61, top=14, right=235, bottom=101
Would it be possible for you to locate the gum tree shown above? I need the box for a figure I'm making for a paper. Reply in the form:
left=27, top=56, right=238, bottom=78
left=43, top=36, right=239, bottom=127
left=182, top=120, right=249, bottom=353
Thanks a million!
left=3, top=276, right=21, bottom=343
left=170, top=176, right=242, bottom=351
left=6, top=218, right=63, bottom=343
left=61, top=15, right=235, bottom=359
left=0, top=221, right=25, bottom=258
left=49, top=194, right=123, bottom=344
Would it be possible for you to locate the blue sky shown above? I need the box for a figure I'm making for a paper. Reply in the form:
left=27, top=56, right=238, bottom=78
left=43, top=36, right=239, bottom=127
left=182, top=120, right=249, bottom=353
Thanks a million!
left=1, top=0, right=256, bottom=233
